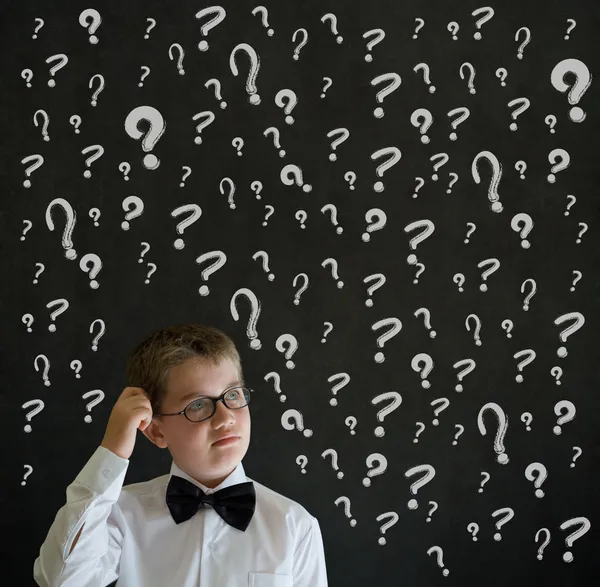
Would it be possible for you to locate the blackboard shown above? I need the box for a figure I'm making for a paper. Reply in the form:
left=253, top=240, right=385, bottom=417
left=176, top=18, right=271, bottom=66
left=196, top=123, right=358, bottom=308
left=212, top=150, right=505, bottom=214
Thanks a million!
left=3, top=0, right=599, bottom=585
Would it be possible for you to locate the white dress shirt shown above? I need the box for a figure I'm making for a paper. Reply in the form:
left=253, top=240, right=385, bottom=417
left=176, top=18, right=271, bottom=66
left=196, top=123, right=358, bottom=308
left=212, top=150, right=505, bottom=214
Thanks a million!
left=33, top=445, right=328, bottom=587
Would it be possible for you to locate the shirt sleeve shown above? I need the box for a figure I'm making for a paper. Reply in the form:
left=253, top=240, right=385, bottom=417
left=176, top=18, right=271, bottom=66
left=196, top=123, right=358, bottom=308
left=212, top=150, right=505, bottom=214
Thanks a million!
left=293, top=515, right=328, bottom=587
left=33, top=445, right=130, bottom=587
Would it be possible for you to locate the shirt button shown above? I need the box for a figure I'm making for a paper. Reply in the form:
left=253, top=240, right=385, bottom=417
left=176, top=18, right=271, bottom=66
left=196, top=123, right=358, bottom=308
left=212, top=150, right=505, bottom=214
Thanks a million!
left=102, top=469, right=110, bottom=479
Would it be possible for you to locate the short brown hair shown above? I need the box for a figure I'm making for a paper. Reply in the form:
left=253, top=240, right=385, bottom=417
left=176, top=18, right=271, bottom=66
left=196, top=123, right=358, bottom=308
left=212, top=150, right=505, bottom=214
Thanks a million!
left=125, top=323, right=244, bottom=414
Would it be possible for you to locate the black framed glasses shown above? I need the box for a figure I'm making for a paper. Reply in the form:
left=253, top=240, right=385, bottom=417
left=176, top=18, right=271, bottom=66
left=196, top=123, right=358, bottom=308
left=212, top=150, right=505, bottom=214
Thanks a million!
left=154, top=386, right=253, bottom=423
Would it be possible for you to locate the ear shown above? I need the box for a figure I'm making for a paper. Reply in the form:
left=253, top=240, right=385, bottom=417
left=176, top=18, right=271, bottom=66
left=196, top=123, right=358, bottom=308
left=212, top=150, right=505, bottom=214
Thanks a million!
left=140, top=418, right=169, bottom=448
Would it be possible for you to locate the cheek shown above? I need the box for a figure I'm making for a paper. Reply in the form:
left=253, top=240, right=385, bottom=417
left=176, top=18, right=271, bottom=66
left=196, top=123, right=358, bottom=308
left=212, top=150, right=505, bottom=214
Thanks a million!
left=241, top=409, right=251, bottom=430
left=170, top=421, right=210, bottom=447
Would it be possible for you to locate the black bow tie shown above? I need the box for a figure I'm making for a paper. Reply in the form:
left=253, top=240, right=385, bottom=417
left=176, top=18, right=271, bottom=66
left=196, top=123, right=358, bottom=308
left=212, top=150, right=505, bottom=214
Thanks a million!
left=166, top=475, right=256, bottom=532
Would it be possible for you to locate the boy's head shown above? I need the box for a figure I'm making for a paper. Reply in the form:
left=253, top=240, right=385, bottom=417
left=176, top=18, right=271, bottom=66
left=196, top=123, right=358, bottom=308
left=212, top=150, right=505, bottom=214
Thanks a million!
left=125, top=323, right=250, bottom=488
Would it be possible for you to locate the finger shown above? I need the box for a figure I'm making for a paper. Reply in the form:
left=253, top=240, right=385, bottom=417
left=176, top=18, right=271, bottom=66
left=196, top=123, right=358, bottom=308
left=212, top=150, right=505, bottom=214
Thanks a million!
left=127, top=396, right=152, bottom=409
left=127, top=387, right=147, bottom=397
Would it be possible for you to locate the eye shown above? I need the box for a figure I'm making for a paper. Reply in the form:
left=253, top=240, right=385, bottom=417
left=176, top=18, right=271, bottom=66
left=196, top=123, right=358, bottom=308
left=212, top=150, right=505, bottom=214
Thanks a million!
left=189, top=398, right=206, bottom=409
left=226, top=389, right=240, bottom=400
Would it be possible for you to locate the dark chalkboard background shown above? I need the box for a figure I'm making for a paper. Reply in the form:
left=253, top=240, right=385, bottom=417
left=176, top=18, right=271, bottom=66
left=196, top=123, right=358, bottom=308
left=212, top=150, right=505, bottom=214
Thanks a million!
left=2, top=0, right=599, bottom=585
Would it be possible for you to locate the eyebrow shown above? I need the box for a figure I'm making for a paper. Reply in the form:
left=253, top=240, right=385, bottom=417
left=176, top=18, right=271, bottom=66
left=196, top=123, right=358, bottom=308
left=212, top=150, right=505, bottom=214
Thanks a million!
left=178, top=381, right=241, bottom=404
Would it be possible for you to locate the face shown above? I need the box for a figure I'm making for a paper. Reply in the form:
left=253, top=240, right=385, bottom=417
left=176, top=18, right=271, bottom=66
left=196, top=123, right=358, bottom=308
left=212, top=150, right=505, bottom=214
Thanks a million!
left=141, top=356, right=251, bottom=488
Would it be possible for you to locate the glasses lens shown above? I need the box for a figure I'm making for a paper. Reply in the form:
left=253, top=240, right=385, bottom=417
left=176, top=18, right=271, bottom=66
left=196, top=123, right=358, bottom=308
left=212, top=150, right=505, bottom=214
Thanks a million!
left=185, top=387, right=251, bottom=422
left=185, top=398, right=214, bottom=422
left=224, top=387, right=250, bottom=409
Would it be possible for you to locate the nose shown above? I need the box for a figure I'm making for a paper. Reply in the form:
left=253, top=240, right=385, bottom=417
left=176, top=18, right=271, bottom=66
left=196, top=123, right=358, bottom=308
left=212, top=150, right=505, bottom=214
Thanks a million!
left=211, top=399, right=235, bottom=427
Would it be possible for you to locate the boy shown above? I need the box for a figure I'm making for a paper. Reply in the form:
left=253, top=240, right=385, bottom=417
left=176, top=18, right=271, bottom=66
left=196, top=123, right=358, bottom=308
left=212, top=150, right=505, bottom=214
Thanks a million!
left=33, top=324, right=328, bottom=586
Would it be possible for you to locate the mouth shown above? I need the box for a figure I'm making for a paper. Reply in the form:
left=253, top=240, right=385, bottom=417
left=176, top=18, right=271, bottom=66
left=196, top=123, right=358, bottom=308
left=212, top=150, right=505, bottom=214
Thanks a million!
left=212, top=435, right=239, bottom=446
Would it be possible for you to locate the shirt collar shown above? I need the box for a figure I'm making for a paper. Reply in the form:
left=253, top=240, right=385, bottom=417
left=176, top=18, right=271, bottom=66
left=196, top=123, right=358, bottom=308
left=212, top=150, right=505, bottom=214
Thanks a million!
left=169, top=459, right=247, bottom=495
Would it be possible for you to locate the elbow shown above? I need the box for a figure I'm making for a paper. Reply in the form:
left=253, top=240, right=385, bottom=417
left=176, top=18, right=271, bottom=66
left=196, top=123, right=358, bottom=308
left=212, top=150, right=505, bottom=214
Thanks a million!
left=33, top=554, right=50, bottom=587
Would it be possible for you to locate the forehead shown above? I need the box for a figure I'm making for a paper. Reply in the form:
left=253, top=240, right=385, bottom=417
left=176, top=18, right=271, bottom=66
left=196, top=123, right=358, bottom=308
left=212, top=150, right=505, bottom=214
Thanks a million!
left=167, top=357, right=239, bottom=397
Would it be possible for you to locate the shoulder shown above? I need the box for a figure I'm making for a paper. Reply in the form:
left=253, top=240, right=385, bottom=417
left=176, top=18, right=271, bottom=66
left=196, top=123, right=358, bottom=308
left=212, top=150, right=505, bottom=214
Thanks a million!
left=249, top=476, right=318, bottom=541
left=119, top=472, right=171, bottom=510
